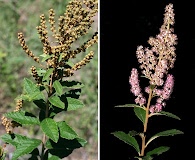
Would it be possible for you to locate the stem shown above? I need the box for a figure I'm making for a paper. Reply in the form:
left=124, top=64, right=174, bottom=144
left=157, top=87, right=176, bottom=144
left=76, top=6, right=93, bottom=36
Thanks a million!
left=40, top=73, right=54, bottom=160
left=140, top=87, right=153, bottom=156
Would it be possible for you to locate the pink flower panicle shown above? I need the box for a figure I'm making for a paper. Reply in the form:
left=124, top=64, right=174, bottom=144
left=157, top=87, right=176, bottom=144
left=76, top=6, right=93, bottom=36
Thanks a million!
left=129, top=68, right=146, bottom=106
left=129, top=4, right=176, bottom=112
left=149, top=74, right=174, bottom=113
left=135, top=3, right=177, bottom=87
left=161, top=74, right=174, bottom=100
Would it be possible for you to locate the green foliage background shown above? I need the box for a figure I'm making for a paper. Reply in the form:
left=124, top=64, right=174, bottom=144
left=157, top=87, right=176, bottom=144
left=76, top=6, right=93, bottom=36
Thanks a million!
left=0, top=0, right=98, bottom=159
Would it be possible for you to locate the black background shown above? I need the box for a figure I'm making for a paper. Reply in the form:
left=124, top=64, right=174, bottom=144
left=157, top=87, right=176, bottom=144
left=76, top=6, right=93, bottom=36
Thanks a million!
left=100, top=0, right=195, bottom=159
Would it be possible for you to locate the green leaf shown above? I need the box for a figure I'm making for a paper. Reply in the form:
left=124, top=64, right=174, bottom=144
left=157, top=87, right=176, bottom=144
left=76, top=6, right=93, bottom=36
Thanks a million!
left=61, top=81, right=84, bottom=90
left=65, top=97, right=84, bottom=111
left=53, top=80, right=63, bottom=96
left=42, top=68, right=54, bottom=81
left=49, top=95, right=64, bottom=109
left=66, top=61, right=74, bottom=67
left=41, top=54, right=53, bottom=62
left=46, top=137, right=87, bottom=159
left=23, top=78, right=38, bottom=94
left=154, top=129, right=184, bottom=137
left=115, top=104, right=144, bottom=109
left=0, top=134, right=41, bottom=160
left=128, top=130, right=139, bottom=136
left=150, top=111, right=181, bottom=120
left=4, top=111, right=40, bottom=125
left=36, top=68, right=46, bottom=76
left=48, top=155, right=60, bottom=160
left=57, top=121, right=78, bottom=140
left=23, top=78, right=44, bottom=101
left=146, top=146, right=170, bottom=156
left=111, top=131, right=140, bottom=154
left=146, top=129, right=184, bottom=147
left=40, top=118, right=59, bottom=143
left=134, top=107, right=146, bottom=124
left=12, top=140, right=41, bottom=160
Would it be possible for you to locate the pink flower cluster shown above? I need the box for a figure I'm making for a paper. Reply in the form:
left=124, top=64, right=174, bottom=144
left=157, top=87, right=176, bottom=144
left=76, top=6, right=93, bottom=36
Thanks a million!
left=129, top=68, right=146, bottom=106
left=136, top=3, right=177, bottom=87
left=149, top=74, right=174, bottom=113
left=129, top=4, right=176, bottom=113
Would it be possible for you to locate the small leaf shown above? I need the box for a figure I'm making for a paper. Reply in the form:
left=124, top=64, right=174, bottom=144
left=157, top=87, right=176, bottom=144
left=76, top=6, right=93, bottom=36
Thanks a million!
left=115, top=104, right=145, bottom=109
left=49, top=95, right=64, bottom=109
left=134, top=107, right=146, bottom=124
left=53, top=80, right=63, bottom=96
left=40, top=118, right=59, bottom=143
left=146, top=146, right=170, bottom=156
left=111, top=131, right=140, bottom=154
left=65, top=97, right=84, bottom=111
left=43, top=68, right=54, bottom=81
left=57, top=121, right=78, bottom=140
left=128, top=130, right=139, bottom=136
left=66, top=61, right=74, bottom=67
left=4, top=111, right=40, bottom=125
left=146, top=129, right=184, bottom=147
left=150, top=111, right=181, bottom=120
left=36, top=68, right=46, bottom=76
left=41, top=54, right=53, bottom=62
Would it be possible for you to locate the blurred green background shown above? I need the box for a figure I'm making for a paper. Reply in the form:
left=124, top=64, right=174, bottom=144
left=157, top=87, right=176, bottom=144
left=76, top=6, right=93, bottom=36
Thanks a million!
left=0, top=0, right=98, bottom=159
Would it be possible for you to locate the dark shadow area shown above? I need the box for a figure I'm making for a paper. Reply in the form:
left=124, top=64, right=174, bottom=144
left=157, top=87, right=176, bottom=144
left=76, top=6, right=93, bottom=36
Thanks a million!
left=100, top=0, right=194, bottom=159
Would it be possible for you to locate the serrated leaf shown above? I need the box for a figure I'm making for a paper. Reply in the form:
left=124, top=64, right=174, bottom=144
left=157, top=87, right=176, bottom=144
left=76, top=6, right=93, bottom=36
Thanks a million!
left=43, top=68, right=54, bottom=81
left=40, top=118, right=59, bottom=143
left=49, top=95, right=65, bottom=109
left=23, top=78, right=35, bottom=94
left=23, top=78, right=38, bottom=94
left=4, top=111, right=40, bottom=125
left=65, top=97, right=84, bottom=111
left=0, top=134, right=41, bottom=160
left=146, top=129, right=184, bottom=147
left=12, top=140, right=41, bottom=160
left=150, top=111, right=181, bottom=120
left=57, top=121, right=78, bottom=140
left=0, top=134, right=19, bottom=147
left=53, top=80, right=63, bottom=96
left=134, top=107, right=146, bottom=123
left=146, top=146, right=170, bottom=156
left=23, top=78, right=44, bottom=101
left=111, top=131, right=140, bottom=154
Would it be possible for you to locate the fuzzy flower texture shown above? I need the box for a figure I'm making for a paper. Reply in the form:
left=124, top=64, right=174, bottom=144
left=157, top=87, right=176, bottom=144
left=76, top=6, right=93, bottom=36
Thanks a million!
left=129, top=4, right=177, bottom=113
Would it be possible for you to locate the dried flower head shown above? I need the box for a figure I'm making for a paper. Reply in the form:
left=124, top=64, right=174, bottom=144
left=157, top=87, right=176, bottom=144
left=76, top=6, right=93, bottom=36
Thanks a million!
left=17, top=0, right=98, bottom=80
